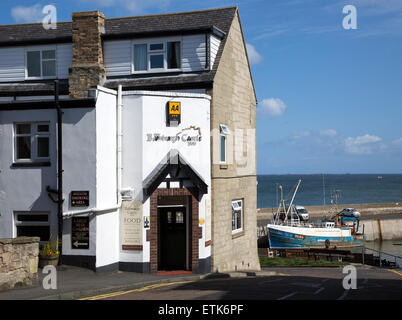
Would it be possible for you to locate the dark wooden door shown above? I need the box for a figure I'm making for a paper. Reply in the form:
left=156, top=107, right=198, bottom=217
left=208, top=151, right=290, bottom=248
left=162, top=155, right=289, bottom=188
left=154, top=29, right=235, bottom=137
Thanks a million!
left=159, top=207, right=187, bottom=270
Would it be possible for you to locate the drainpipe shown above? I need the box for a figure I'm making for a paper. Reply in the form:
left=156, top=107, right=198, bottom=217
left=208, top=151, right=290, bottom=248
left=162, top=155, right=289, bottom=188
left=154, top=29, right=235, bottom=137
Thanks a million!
left=117, top=85, right=123, bottom=203
left=55, top=80, right=64, bottom=264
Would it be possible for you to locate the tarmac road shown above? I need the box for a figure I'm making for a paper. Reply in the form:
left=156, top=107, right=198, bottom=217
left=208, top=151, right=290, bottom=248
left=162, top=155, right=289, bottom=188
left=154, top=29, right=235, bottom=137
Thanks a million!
left=81, top=266, right=402, bottom=300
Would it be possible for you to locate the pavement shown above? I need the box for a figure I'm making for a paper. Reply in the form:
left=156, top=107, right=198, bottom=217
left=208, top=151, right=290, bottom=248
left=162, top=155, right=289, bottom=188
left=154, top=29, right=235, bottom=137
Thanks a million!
left=0, top=264, right=269, bottom=300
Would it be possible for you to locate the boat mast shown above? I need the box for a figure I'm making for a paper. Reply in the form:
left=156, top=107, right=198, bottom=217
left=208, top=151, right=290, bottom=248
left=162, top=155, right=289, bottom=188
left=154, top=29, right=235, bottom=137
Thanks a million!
left=284, top=179, right=301, bottom=224
left=274, top=185, right=288, bottom=225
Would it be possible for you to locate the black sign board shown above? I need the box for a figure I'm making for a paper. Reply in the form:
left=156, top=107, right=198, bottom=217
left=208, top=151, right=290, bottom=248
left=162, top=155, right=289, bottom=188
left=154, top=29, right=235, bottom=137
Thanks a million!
left=71, top=191, right=89, bottom=207
left=166, top=101, right=181, bottom=126
left=71, top=217, right=89, bottom=250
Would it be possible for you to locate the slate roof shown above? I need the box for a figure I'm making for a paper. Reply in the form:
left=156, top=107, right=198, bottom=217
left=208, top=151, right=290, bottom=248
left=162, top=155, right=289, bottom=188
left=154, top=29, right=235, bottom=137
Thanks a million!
left=0, top=7, right=236, bottom=45
left=0, top=7, right=238, bottom=94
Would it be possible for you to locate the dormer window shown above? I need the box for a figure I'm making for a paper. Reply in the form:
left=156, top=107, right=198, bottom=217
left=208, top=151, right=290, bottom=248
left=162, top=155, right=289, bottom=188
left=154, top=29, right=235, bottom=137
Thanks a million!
left=26, top=48, right=56, bottom=79
left=133, top=40, right=181, bottom=73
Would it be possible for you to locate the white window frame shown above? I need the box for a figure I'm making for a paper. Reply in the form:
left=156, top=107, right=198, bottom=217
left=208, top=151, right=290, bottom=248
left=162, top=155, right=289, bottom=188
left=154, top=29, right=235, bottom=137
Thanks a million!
left=14, top=122, right=50, bottom=163
left=131, top=38, right=182, bottom=74
left=232, top=199, right=243, bottom=234
left=25, top=46, right=57, bottom=80
left=219, top=124, right=230, bottom=164
left=14, top=211, right=50, bottom=244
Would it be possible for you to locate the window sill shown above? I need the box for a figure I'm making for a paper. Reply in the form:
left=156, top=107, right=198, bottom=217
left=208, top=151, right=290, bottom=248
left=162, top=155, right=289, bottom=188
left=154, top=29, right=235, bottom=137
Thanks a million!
left=12, top=162, right=51, bottom=168
left=132, top=69, right=182, bottom=75
left=220, top=164, right=228, bottom=170
left=231, top=230, right=245, bottom=239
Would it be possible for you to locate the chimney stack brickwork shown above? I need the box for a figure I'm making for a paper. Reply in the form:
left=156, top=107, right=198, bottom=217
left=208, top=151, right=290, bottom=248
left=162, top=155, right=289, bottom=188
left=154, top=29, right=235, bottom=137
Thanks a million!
left=69, top=11, right=106, bottom=99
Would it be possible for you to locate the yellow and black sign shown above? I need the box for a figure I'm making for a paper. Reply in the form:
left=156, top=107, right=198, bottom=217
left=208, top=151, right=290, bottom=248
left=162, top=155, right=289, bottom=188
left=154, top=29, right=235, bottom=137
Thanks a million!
left=167, top=101, right=181, bottom=126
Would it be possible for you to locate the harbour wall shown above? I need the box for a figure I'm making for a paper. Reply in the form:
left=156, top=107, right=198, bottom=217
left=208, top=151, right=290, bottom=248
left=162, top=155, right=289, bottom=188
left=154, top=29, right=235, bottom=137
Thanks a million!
left=361, top=219, right=402, bottom=241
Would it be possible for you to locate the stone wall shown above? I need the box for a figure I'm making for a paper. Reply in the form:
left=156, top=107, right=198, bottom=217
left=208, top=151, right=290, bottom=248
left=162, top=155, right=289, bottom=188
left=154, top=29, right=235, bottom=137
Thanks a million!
left=0, top=237, right=40, bottom=291
left=209, top=9, right=260, bottom=273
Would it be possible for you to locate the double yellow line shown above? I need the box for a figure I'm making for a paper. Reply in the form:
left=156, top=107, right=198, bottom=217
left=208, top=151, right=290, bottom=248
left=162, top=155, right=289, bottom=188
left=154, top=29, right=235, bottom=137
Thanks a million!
left=387, top=269, right=402, bottom=277
left=79, top=280, right=194, bottom=300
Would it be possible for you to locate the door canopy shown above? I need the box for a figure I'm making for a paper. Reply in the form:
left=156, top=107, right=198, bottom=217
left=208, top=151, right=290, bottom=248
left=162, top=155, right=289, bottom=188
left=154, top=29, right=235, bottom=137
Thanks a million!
left=142, top=149, right=208, bottom=201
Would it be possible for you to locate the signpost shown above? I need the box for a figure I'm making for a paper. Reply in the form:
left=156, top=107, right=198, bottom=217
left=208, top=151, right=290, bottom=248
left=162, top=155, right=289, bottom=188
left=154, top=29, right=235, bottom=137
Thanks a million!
left=71, top=191, right=89, bottom=207
left=71, top=217, right=89, bottom=249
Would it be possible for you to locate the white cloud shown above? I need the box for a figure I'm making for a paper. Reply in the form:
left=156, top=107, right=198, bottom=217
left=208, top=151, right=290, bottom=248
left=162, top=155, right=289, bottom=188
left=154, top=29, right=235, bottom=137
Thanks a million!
left=392, top=137, right=402, bottom=146
left=11, top=4, right=44, bottom=23
left=344, top=134, right=382, bottom=154
left=320, top=129, right=338, bottom=137
left=259, top=98, right=287, bottom=117
left=292, top=130, right=312, bottom=139
left=246, top=43, right=263, bottom=65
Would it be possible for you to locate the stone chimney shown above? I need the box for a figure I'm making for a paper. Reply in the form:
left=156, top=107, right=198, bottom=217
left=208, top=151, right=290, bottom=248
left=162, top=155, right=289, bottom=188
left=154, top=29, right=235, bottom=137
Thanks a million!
left=69, top=11, right=106, bottom=99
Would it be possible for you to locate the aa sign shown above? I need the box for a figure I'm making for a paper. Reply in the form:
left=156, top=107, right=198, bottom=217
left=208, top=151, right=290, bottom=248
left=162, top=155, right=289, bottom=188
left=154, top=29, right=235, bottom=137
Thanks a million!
left=167, top=101, right=181, bottom=126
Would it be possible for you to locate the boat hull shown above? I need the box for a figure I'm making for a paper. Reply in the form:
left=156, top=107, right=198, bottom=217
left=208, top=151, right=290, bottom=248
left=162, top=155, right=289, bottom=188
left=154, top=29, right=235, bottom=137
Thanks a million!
left=267, top=224, right=365, bottom=249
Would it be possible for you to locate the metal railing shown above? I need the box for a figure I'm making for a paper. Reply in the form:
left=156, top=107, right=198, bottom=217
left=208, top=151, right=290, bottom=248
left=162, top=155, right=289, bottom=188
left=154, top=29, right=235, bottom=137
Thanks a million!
left=361, top=246, right=402, bottom=268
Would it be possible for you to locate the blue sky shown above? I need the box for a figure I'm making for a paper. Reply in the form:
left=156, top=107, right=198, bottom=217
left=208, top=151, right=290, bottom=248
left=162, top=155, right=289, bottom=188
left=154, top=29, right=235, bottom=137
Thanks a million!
left=1, top=0, right=402, bottom=174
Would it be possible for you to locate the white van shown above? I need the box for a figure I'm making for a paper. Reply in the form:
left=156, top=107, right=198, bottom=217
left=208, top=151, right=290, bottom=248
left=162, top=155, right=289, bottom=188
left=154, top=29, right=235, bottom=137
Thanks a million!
left=294, top=205, right=309, bottom=221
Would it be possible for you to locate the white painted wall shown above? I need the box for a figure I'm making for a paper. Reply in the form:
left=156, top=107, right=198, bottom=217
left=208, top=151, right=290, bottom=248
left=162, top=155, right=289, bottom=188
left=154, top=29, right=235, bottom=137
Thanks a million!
left=95, top=88, right=117, bottom=208
left=96, top=210, right=119, bottom=268
left=210, top=35, right=221, bottom=69
left=0, top=109, right=58, bottom=239
left=61, top=107, right=97, bottom=256
left=120, top=90, right=211, bottom=264
left=93, top=88, right=120, bottom=268
left=0, top=88, right=212, bottom=269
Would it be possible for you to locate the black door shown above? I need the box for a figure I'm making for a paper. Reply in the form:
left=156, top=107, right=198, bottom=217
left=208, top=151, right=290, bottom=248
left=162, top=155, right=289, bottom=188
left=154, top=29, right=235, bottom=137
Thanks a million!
left=159, top=207, right=187, bottom=270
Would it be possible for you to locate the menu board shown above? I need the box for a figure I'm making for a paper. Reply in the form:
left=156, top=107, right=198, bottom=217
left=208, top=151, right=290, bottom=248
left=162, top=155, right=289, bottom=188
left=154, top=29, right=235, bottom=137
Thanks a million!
left=71, top=217, right=89, bottom=249
left=121, top=201, right=143, bottom=250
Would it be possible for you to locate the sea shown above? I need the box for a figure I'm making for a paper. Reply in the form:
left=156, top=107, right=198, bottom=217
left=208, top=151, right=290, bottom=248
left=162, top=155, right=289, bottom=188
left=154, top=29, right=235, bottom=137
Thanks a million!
left=257, top=174, right=402, bottom=209
left=257, top=174, right=402, bottom=260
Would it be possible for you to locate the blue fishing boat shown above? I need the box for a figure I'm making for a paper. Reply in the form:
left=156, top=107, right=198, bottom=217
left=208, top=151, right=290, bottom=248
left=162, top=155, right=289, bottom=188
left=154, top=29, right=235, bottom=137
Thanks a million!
left=266, top=180, right=365, bottom=249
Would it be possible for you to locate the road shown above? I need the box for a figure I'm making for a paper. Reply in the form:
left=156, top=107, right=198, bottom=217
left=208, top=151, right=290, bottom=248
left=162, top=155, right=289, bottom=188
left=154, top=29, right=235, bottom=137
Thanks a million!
left=81, top=266, right=402, bottom=300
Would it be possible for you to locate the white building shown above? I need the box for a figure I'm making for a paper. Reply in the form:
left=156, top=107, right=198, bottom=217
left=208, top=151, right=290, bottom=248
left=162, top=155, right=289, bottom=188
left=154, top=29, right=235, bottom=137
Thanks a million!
left=0, top=7, right=260, bottom=273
